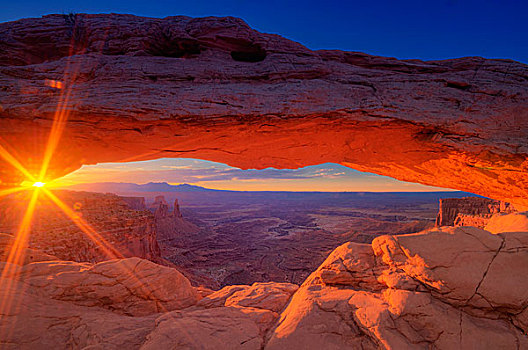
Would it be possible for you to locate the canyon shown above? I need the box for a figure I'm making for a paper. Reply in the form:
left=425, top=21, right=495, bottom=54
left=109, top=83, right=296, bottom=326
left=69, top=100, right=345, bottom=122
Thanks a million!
left=0, top=190, right=163, bottom=264
left=1, top=210, right=527, bottom=349
left=0, top=187, right=458, bottom=288
left=0, top=13, right=527, bottom=349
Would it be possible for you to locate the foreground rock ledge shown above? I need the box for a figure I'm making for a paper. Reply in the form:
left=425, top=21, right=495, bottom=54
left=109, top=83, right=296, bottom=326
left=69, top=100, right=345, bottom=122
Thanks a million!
left=1, top=212, right=527, bottom=349
left=0, top=14, right=527, bottom=204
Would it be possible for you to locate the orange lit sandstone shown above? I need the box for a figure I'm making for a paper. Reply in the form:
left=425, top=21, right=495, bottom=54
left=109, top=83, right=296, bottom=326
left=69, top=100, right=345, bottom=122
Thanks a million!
left=2, top=212, right=527, bottom=348
left=0, top=14, right=527, bottom=205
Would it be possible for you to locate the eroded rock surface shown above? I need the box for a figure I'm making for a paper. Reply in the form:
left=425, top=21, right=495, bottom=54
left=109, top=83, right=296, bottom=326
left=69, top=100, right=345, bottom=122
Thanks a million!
left=0, top=14, right=527, bottom=205
left=1, top=213, right=527, bottom=349
left=435, top=196, right=517, bottom=227
left=267, top=216, right=528, bottom=349
left=0, top=190, right=163, bottom=263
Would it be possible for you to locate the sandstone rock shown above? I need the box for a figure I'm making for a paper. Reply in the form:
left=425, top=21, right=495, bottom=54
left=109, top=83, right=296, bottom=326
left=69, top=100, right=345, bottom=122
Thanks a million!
left=173, top=199, right=182, bottom=218
left=197, top=282, right=298, bottom=313
left=197, top=284, right=249, bottom=308
left=0, top=190, right=163, bottom=264
left=224, top=282, right=298, bottom=313
left=266, top=286, right=377, bottom=350
left=141, top=307, right=262, bottom=350
left=1, top=220, right=527, bottom=348
left=0, top=14, right=527, bottom=205
left=194, top=285, right=215, bottom=299
left=150, top=196, right=169, bottom=218
left=19, top=257, right=198, bottom=316
left=435, top=197, right=516, bottom=228
left=120, top=196, right=147, bottom=210
left=0, top=278, right=157, bottom=350
left=152, top=197, right=200, bottom=243
left=0, top=233, right=58, bottom=264
left=267, top=219, right=528, bottom=349
left=485, top=211, right=528, bottom=233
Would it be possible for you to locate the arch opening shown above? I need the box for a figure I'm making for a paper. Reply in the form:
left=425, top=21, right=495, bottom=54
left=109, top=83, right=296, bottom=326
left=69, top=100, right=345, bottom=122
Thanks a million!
left=1, top=157, right=489, bottom=288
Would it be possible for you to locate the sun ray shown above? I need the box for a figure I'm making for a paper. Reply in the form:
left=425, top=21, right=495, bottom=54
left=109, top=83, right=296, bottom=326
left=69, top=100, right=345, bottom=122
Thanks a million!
left=0, top=188, right=40, bottom=331
left=0, top=187, right=26, bottom=199
left=38, top=46, right=88, bottom=183
left=39, top=189, right=174, bottom=314
left=37, top=90, right=74, bottom=181
left=41, top=188, right=123, bottom=259
left=0, top=143, right=36, bottom=182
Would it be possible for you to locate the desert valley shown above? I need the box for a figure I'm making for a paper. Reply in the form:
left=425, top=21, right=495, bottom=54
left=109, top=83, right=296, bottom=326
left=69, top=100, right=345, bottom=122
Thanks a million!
left=0, top=9, right=527, bottom=350
left=0, top=183, right=486, bottom=288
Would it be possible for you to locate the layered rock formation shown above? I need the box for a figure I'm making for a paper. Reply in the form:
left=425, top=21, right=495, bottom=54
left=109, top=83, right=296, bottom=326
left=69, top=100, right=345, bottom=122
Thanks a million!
left=149, top=196, right=169, bottom=218
left=0, top=14, right=527, bottom=205
left=435, top=197, right=517, bottom=228
left=149, top=195, right=199, bottom=241
left=0, top=190, right=163, bottom=263
left=266, top=218, right=528, bottom=349
left=120, top=196, right=147, bottom=210
left=1, top=212, right=527, bottom=349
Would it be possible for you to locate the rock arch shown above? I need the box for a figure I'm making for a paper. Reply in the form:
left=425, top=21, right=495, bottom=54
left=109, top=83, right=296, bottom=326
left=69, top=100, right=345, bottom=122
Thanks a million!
left=0, top=14, right=527, bottom=204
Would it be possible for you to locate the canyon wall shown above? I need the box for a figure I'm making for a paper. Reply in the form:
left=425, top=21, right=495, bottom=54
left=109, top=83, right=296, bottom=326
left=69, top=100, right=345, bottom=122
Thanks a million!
left=120, top=196, right=147, bottom=210
left=0, top=14, right=527, bottom=205
left=435, top=197, right=518, bottom=228
left=0, top=190, right=163, bottom=263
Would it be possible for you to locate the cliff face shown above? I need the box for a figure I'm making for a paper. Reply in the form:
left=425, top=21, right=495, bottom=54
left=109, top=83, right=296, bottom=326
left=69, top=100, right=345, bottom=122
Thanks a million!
left=120, top=196, right=147, bottom=210
left=436, top=197, right=517, bottom=228
left=0, top=14, right=527, bottom=205
left=0, top=190, right=162, bottom=263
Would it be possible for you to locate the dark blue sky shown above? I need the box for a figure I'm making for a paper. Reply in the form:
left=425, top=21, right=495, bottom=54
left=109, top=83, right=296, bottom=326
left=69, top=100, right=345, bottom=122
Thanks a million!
left=1, top=0, right=527, bottom=63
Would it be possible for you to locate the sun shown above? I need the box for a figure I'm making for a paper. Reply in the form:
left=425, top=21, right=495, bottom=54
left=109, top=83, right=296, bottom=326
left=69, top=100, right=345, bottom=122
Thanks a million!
left=19, top=180, right=46, bottom=188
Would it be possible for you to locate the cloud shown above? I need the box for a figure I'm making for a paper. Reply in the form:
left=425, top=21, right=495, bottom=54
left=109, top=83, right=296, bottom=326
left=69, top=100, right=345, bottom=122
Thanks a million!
left=58, top=158, right=449, bottom=192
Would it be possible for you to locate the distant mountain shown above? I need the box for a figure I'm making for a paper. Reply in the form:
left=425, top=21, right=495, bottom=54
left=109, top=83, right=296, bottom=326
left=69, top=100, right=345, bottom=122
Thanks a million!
left=64, top=182, right=220, bottom=193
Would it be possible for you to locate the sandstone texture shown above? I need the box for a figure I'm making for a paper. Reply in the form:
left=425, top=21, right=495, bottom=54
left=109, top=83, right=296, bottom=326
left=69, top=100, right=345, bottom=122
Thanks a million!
left=0, top=190, right=163, bottom=263
left=267, top=219, right=528, bottom=349
left=435, top=196, right=517, bottom=228
left=0, top=14, right=527, bottom=205
left=485, top=211, right=528, bottom=234
left=1, top=212, right=527, bottom=349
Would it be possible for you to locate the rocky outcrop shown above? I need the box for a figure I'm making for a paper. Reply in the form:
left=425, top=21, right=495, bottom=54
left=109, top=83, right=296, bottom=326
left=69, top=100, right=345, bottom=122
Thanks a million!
left=0, top=251, right=295, bottom=349
left=435, top=197, right=517, bottom=227
left=150, top=195, right=200, bottom=242
left=0, top=190, right=163, bottom=263
left=266, top=221, right=528, bottom=349
left=149, top=196, right=169, bottom=218
left=0, top=233, right=57, bottom=265
left=173, top=199, right=182, bottom=218
left=485, top=211, right=528, bottom=233
left=18, top=257, right=198, bottom=315
left=1, top=212, right=527, bottom=349
left=0, top=14, right=527, bottom=205
left=120, top=196, right=147, bottom=210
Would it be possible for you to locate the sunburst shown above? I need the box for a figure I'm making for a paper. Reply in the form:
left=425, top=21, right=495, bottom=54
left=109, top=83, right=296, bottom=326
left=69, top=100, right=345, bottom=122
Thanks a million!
left=0, top=67, right=137, bottom=342
left=0, top=30, right=180, bottom=346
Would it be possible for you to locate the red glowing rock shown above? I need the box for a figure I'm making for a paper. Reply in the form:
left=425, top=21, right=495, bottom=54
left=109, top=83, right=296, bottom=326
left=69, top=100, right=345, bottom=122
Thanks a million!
left=0, top=14, right=526, bottom=205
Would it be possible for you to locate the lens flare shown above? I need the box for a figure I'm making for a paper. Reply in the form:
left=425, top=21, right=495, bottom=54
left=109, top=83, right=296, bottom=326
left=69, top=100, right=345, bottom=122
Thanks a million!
left=0, top=43, right=178, bottom=341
